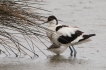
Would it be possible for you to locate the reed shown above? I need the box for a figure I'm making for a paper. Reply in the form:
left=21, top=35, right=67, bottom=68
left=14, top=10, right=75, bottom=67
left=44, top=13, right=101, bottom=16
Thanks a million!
left=0, top=1, right=51, bottom=58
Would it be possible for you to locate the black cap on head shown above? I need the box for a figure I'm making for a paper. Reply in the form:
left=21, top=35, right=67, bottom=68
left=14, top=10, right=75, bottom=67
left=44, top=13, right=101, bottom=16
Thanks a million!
left=47, top=15, right=57, bottom=22
left=42, top=15, right=58, bottom=25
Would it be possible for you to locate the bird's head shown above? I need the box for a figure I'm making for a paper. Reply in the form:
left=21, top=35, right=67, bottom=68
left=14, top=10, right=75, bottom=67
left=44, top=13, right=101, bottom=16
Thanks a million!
left=47, top=15, right=57, bottom=22
left=42, top=15, right=58, bottom=25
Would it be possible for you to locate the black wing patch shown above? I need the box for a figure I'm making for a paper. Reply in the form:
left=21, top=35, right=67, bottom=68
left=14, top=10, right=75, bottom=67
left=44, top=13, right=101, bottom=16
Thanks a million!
left=58, top=30, right=83, bottom=44
left=56, top=25, right=68, bottom=31
left=78, top=34, right=96, bottom=42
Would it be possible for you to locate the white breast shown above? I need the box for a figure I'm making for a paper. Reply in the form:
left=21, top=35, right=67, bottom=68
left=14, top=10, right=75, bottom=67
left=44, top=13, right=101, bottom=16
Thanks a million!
left=48, top=46, right=68, bottom=55
left=46, top=24, right=61, bottom=45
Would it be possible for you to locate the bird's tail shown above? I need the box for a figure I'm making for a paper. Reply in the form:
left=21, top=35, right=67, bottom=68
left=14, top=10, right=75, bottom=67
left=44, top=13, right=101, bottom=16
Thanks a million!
left=79, top=34, right=96, bottom=42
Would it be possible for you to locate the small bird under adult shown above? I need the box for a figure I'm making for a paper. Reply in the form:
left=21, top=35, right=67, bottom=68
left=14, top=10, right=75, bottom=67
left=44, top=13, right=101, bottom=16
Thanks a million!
left=42, top=15, right=96, bottom=57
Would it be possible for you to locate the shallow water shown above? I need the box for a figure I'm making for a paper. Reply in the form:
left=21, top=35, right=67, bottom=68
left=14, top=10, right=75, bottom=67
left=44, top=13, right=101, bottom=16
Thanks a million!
left=0, top=0, right=106, bottom=70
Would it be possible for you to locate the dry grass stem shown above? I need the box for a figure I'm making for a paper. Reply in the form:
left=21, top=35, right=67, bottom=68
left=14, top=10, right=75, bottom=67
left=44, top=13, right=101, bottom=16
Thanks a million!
left=0, top=1, right=52, bottom=58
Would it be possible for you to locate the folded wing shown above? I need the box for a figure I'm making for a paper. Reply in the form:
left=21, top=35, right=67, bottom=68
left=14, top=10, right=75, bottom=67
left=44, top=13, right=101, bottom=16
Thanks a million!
left=56, top=26, right=83, bottom=44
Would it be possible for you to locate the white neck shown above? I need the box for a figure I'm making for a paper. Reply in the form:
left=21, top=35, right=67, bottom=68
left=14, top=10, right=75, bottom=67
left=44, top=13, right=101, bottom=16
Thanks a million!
left=49, top=20, right=57, bottom=27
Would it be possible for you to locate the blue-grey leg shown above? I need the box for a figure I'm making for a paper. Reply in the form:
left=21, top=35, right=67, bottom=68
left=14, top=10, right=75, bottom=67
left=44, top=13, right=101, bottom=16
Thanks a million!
left=69, top=46, right=73, bottom=56
left=72, top=45, right=77, bottom=57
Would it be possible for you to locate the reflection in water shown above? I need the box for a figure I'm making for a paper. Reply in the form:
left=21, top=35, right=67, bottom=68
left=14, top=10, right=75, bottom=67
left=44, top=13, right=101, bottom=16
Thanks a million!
left=48, top=55, right=87, bottom=65
left=0, top=55, right=89, bottom=70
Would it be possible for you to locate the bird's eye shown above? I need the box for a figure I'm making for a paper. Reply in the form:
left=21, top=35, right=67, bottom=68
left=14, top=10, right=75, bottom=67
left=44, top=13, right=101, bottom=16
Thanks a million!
left=48, top=18, right=53, bottom=21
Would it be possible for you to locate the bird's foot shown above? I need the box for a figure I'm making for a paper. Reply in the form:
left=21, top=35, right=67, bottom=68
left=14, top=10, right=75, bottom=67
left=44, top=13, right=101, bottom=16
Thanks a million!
left=74, top=51, right=77, bottom=57
left=69, top=46, right=73, bottom=56
left=70, top=52, right=77, bottom=57
left=72, top=45, right=77, bottom=57
left=70, top=53, right=73, bottom=56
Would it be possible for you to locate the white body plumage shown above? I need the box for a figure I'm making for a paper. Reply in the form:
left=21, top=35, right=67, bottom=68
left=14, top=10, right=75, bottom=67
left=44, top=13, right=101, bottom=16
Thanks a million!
left=44, top=16, right=95, bottom=55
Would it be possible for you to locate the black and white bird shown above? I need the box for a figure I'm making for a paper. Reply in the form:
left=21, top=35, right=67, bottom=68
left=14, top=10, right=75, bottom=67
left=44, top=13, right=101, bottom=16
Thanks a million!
left=42, top=15, right=96, bottom=57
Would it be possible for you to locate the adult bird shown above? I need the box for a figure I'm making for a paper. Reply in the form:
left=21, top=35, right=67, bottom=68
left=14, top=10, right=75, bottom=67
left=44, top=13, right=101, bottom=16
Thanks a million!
left=42, top=15, right=96, bottom=57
